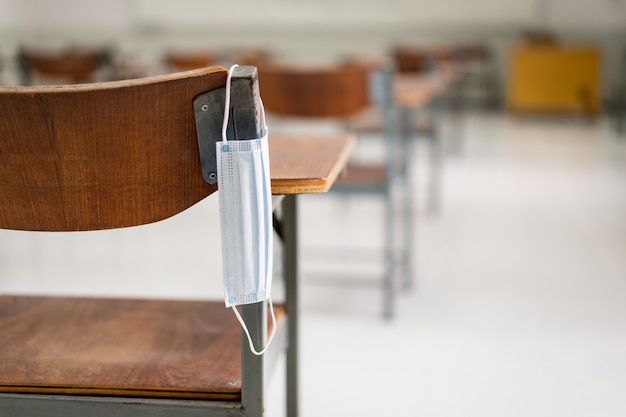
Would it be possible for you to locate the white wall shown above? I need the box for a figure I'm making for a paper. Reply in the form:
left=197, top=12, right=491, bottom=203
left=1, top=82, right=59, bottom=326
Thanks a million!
left=0, top=0, right=133, bottom=33
left=3, top=0, right=624, bottom=34
left=133, top=0, right=539, bottom=30
left=1, top=0, right=624, bottom=96
left=545, top=0, right=626, bottom=30
left=1, top=0, right=541, bottom=33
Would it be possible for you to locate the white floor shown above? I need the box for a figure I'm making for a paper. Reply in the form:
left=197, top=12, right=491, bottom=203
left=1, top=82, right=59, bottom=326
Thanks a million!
left=2, top=112, right=626, bottom=416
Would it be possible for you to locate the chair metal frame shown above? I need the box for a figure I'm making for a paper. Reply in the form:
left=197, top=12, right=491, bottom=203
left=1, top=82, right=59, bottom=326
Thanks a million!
left=257, top=62, right=410, bottom=318
left=0, top=66, right=299, bottom=417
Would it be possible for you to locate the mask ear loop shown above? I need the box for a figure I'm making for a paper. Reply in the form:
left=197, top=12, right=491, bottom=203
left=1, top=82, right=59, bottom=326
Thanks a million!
left=222, top=64, right=277, bottom=356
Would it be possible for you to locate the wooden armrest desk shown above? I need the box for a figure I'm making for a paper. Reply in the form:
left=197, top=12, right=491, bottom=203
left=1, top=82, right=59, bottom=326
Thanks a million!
left=269, top=133, right=354, bottom=195
left=393, top=72, right=451, bottom=109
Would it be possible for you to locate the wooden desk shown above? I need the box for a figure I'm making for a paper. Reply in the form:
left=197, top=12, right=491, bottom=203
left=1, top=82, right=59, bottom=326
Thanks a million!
left=391, top=70, right=455, bottom=291
left=270, top=133, right=355, bottom=194
left=393, top=72, right=451, bottom=109
left=344, top=69, right=453, bottom=298
left=393, top=70, right=454, bottom=191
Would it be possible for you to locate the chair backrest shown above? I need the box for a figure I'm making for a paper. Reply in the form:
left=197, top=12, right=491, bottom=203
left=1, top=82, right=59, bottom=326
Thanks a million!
left=18, top=46, right=112, bottom=85
left=392, top=46, right=455, bottom=74
left=257, top=62, right=372, bottom=117
left=392, top=47, right=433, bottom=73
left=0, top=66, right=228, bottom=232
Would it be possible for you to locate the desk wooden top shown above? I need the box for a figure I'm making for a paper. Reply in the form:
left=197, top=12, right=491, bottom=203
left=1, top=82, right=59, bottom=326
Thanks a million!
left=269, top=132, right=355, bottom=195
left=393, top=73, right=450, bottom=108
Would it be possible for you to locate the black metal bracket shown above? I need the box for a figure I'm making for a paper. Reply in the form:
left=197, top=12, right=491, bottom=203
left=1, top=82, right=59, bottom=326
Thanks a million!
left=193, top=65, right=263, bottom=184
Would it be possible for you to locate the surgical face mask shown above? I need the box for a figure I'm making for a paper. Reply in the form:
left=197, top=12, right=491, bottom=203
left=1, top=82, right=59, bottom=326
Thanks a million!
left=217, top=64, right=275, bottom=355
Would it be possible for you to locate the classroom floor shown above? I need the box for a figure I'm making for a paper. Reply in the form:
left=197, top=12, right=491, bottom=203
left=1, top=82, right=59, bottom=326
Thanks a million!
left=2, top=112, right=625, bottom=417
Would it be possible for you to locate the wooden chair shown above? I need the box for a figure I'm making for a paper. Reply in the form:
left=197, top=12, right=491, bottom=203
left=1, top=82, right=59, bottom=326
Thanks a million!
left=0, top=66, right=291, bottom=416
left=392, top=45, right=456, bottom=74
left=17, top=45, right=112, bottom=85
left=164, top=50, right=217, bottom=72
left=390, top=46, right=462, bottom=210
left=257, top=61, right=408, bottom=318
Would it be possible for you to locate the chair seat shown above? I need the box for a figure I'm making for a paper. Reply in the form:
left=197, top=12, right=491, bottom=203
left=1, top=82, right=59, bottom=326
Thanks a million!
left=0, top=296, right=284, bottom=401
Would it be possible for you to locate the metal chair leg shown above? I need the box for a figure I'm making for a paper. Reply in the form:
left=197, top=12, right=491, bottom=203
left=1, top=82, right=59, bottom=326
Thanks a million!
left=383, top=189, right=395, bottom=320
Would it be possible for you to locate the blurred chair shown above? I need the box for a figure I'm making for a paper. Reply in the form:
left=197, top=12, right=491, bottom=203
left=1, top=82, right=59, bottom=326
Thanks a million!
left=393, top=46, right=439, bottom=73
left=0, top=66, right=289, bottom=416
left=164, top=49, right=217, bottom=72
left=17, top=45, right=112, bottom=85
left=237, top=49, right=273, bottom=68
left=385, top=47, right=453, bottom=210
left=453, top=43, right=500, bottom=109
left=258, top=61, right=408, bottom=318
left=163, top=48, right=271, bottom=74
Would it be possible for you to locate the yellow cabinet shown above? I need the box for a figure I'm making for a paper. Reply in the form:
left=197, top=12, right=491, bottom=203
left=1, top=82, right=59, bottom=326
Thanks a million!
left=507, top=45, right=601, bottom=116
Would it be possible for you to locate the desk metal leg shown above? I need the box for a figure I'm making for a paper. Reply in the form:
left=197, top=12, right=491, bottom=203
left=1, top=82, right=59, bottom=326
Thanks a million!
left=383, top=187, right=395, bottom=319
left=403, top=117, right=415, bottom=290
left=400, top=106, right=416, bottom=291
left=282, top=195, right=299, bottom=417
left=428, top=106, right=442, bottom=213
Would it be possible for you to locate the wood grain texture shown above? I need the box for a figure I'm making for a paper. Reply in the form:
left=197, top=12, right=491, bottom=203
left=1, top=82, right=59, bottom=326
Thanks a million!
left=269, top=133, right=355, bottom=195
left=0, top=67, right=227, bottom=231
left=0, top=296, right=284, bottom=400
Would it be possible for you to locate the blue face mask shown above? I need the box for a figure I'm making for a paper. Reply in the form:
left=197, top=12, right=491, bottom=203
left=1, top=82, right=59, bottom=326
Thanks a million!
left=217, top=65, right=275, bottom=355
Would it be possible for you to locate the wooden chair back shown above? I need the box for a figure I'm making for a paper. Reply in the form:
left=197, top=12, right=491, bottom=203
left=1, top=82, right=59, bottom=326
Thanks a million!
left=17, top=46, right=112, bottom=85
left=392, top=47, right=433, bottom=73
left=0, top=67, right=227, bottom=232
left=257, top=62, right=372, bottom=117
left=392, top=46, right=455, bottom=73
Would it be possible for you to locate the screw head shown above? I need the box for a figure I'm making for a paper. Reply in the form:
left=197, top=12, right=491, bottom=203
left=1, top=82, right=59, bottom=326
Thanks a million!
left=201, top=104, right=209, bottom=112
left=209, top=172, right=216, bottom=180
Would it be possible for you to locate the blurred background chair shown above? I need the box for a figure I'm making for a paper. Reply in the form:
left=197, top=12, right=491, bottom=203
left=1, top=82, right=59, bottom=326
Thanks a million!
left=17, top=45, right=113, bottom=85
left=163, top=49, right=218, bottom=72
left=375, top=46, right=456, bottom=211
left=453, top=43, right=501, bottom=110
left=257, top=60, right=409, bottom=318
left=0, top=66, right=289, bottom=417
